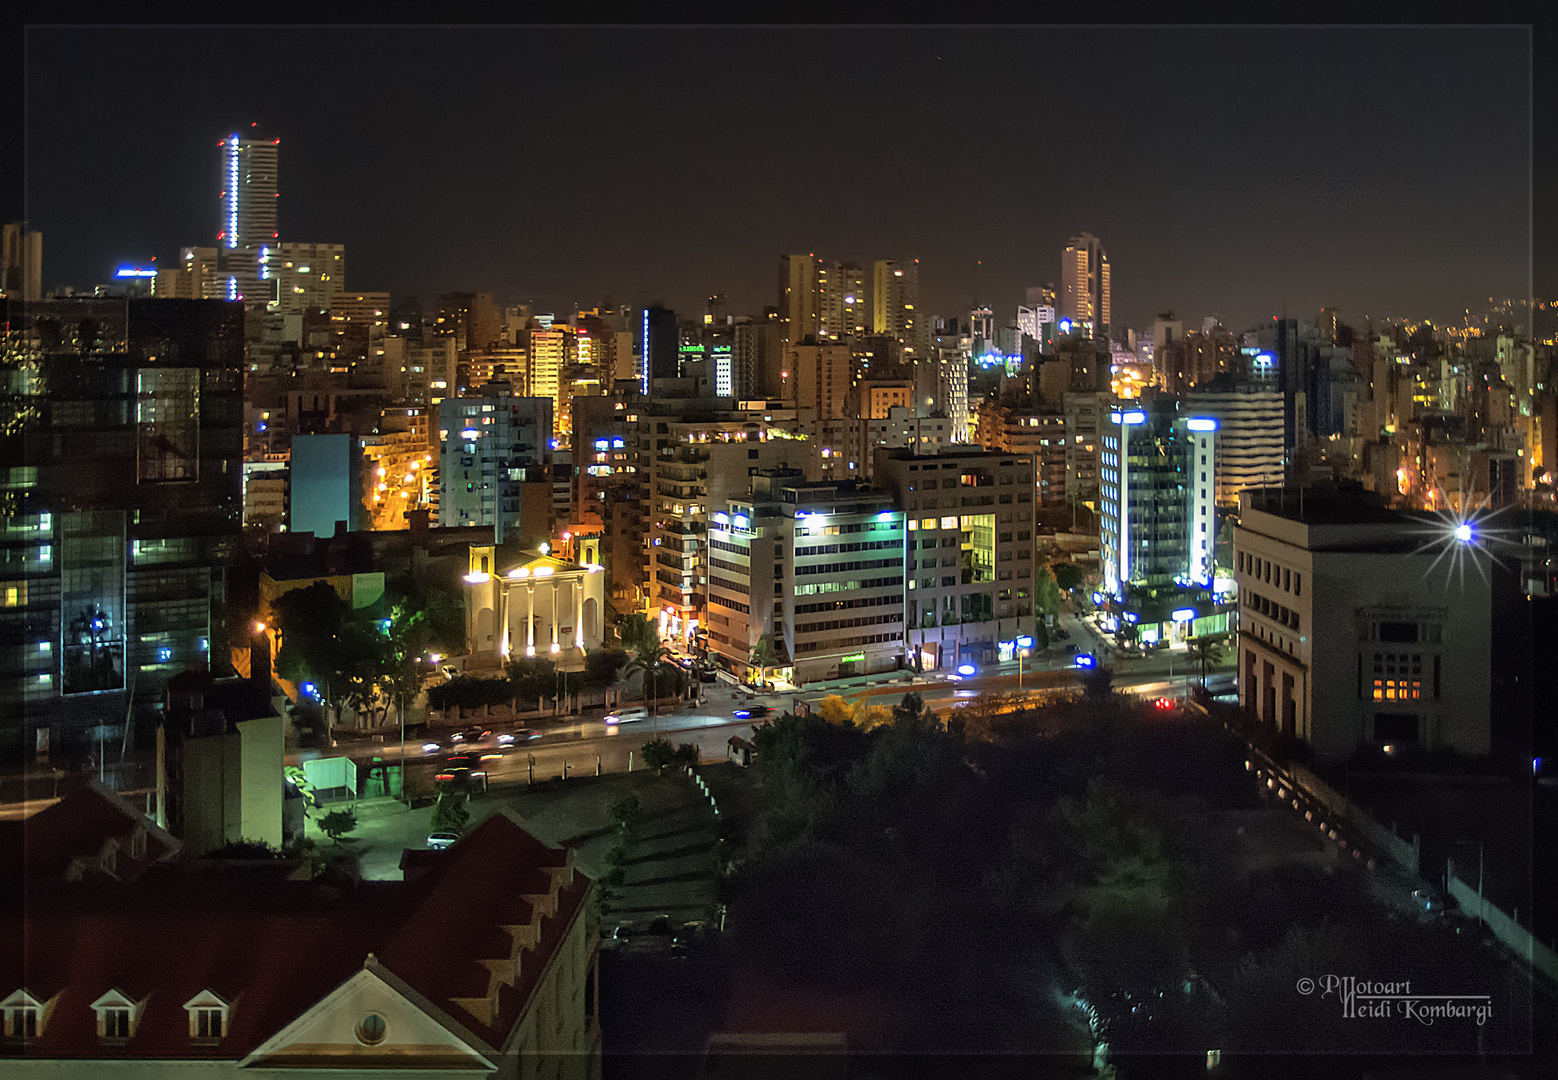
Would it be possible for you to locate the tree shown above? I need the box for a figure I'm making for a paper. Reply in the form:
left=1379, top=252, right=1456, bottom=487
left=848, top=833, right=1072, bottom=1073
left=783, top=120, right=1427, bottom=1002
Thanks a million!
left=1081, top=665, right=1115, bottom=701
left=1051, top=563, right=1085, bottom=593
left=609, top=794, right=642, bottom=839
left=749, top=633, right=779, bottom=688
left=1032, top=564, right=1064, bottom=620
left=1186, top=634, right=1227, bottom=687
left=817, top=694, right=858, bottom=727
left=617, top=612, right=655, bottom=653
left=674, top=743, right=701, bottom=769
left=431, top=784, right=470, bottom=833
left=505, top=656, right=557, bottom=711
left=271, top=581, right=352, bottom=690
left=623, top=640, right=678, bottom=712
left=583, top=648, right=629, bottom=706
left=427, top=676, right=515, bottom=713
left=640, top=736, right=676, bottom=770
left=316, top=807, right=358, bottom=845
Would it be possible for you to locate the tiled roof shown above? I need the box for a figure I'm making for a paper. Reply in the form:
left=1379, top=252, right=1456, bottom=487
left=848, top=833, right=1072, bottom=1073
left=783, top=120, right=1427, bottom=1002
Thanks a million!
left=0, top=811, right=592, bottom=1060
left=0, top=781, right=180, bottom=883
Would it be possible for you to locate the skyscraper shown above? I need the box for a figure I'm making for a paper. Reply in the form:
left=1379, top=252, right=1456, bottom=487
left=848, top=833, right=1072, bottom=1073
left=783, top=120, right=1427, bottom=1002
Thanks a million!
left=779, top=254, right=819, bottom=347
left=817, top=260, right=867, bottom=341
left=1, top=223, right=42, bottom=302
left=262, top=243, right=344, bottom=314
left=216, top=128, right=279, bottom=303
left=872, top=259, right=922, bottom=357
left=1060, top=232, right=1110, bottom=339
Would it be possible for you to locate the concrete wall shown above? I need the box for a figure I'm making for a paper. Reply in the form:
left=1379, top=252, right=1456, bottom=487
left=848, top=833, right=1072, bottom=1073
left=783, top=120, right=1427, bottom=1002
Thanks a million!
left=181, top=733, right=242, bottom=857
left=237, top=715, right=284, bottom=849
left=1446, top=871, right=1558, bottom=984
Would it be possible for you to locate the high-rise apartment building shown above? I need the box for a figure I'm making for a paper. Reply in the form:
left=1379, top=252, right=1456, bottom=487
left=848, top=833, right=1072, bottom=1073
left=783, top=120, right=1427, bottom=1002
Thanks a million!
left=732, top=317, right=783, bottom=399
left=1185, top=380, right=1286, bottom=505
left=779, top=255, right=820, bottom=347
left=1, top=298, right=245, bottom=758
left=2, top=222, right=42, bottom=302
left=288, top=433, right=364, bottom=538
left=789, top=342, right=853, bottom=420
left=263, top=243, right=345, bottom=314
left=641, top=305, right=679, bottom=389
left=817, top=260, right=867, bottom=341
left=437, top=393, right=552, bottom=544
left=216, top=128, right=279, bottom=302
left=872, top=259, right=922, bottom=357
left=153, top=247, right=224, bottom=301
left=1060, top=232, right=1110, bottom=339
left=649, top=426, right=817, bottom=647
left=875, top=448, right=1038, bottom=673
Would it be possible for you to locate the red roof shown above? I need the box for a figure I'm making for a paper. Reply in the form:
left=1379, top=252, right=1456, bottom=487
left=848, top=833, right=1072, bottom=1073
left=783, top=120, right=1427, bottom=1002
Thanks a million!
left=0, top=781, right=180, bottom=883
left=0, top=812, right=592, bottom=1060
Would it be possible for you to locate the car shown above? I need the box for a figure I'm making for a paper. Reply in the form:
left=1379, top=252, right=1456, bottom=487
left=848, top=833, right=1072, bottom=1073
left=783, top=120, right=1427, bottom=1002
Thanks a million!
left=671, top=920, right=710, bottom=952
left=733, top=705, right=775, bottom=719
left=1063, top=643, right=1081, bottom=654
left=446, top=752, right=481, bottom=769
left=421, top=741, right=443, bottom=754
left=1412, top=887, right=1447, bottom=915
left=426, top=831, right=460, bottom=850
left=1054, top=629, right=1071, bottom=640
left=700, top=668, right=718, bottom=683
left=605, top=706, right=648, bottom=725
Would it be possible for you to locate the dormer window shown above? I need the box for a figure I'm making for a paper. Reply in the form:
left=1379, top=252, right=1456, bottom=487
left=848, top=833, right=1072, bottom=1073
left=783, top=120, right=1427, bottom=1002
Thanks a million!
left=2, top=990, right=48, bottom=1040
left=183, top=990, right=230, bottom=1042
left=91, top=990, right=142, bottom=1041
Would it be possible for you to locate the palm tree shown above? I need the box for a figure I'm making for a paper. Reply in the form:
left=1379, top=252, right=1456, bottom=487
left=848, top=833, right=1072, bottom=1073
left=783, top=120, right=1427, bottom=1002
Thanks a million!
left=623, top=640, right=676, bottom=720
left=749, top=633, right=777, bottom=690
left=1185, top=635, right=1227, bottom=688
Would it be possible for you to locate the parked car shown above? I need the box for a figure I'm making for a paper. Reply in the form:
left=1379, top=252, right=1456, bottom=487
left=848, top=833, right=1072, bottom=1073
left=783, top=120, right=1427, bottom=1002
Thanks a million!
left=734, top=705, right=775, bottom=720
left=644, top=914, right=673, bottom=937
left=1063, top=643, right=1081, bottom=654
left=1054, top=629, right=1071, bottom=640
left=671, top=920, right=710, bottom=953
left=605, top=706, right=648, bottom=725
left=700, top=668, right=718, bottom=683
left=426, top=831, right=460, bottom=850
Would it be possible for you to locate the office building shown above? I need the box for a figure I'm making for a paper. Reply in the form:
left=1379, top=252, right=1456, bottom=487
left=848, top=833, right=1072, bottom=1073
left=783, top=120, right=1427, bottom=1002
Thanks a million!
left=1185, top=379, right=1286, bottom=506
left=0, top=298, right=244, bottom=759
left=1060, top=232, right=1110, bottom=339
left=789, top=341, right=853, bottom=420
left=437, top=393, right=553, bottom=545
left=875, top=447, right=1038, bottom=673
left=1097, top=400, right=1227, bottom=645
left=2, top=222, right=42, bottom=302
left=872, top=259, right=922, bottom=357
left=1233, top=486, right=1506, bottom=760
left=707, top=474, right=906, bottom=685
left=215, top=129, right=279, bottom=302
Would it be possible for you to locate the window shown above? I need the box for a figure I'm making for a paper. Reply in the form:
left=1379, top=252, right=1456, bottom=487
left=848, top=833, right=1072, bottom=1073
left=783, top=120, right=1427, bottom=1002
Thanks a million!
left=195, top=1009, right=224, bottom=1039
left=2, top=993, right=44, bottom=1040
left=103, top=1008, right=131, bottom=1039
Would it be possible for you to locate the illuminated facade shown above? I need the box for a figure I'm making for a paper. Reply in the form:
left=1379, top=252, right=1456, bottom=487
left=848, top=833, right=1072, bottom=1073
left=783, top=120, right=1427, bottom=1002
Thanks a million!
left=464, top=547, right=605, bottom=671
left=215, top=130, right=279, bottom=303
left=1233, top=487, right=1500, bottom=761
left=707, top=475, right=905, bottom=685
left=437, top=393, right=552, bottom=545
left=1060, top=232, right=1109, bottom=339
left=262, top=242, right=344, bottom=314
left=872, top=259, right=922, bottom=357
left=1185, top=381, right=1286, bottom=506
left=875, top=448, right=1037, bottom=673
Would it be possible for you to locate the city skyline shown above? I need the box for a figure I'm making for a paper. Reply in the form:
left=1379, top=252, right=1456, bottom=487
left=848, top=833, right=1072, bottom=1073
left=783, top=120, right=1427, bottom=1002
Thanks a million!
left=22, top=25, right=1531, bottom=330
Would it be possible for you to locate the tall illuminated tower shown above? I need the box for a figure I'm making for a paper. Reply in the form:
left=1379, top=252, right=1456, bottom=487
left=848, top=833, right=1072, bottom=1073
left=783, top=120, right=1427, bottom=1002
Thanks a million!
left=1060, top=232, right=1109, bottom=339
left=216, top=126, right=279, bottom=303
left=872, top=259, right=922, bottom=357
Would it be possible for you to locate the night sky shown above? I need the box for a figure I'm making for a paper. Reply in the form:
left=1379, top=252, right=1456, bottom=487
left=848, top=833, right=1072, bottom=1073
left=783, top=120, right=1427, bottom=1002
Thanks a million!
left=23, top=25, right=1532, bottom=331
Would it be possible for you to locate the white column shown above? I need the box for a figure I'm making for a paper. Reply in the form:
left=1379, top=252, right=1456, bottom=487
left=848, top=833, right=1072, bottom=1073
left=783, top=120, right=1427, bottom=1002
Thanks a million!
left=574, top=578, right=585, bottom=650
left=499, top=581, right=512, bottom=657
left=526, top=585, right=536, bottom=656
left=550, top=581, right=560, bottom=653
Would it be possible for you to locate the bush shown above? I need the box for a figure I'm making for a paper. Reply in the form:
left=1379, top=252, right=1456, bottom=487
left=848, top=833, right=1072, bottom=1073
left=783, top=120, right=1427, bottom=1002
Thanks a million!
left=204, top=839, right=283, bottom=860
left=674, top=743, right=700, bottom=769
